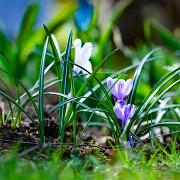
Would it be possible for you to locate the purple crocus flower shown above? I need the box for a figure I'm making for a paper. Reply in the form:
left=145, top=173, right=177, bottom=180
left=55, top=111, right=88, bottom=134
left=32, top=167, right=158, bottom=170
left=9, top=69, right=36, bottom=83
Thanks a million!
left=114, top=100, right=135, bottom=127
left=107, top=77, right=135, bottom=146
left=107, top=77, right=133, bottom=102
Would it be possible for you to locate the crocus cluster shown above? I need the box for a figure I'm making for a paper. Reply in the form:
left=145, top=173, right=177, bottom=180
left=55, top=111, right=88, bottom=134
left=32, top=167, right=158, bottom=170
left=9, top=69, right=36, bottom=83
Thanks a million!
left=107, top=77, right=135, bottom=128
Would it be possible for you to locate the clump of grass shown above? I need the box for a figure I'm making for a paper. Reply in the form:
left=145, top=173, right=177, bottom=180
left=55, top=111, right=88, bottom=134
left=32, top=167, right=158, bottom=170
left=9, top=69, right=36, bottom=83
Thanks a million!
left=0, top=144, right=179, bottom=180
left=0, top=27, right=179, bottom=148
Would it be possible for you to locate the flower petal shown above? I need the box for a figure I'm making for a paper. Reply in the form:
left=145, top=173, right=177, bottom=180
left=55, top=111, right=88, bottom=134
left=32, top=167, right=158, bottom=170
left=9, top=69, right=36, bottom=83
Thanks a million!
left=81, top=42, right=92, bottom=62
left=73, top=65, right=81, bottom=74
left=116, top=79, right=126, bottom=100
left=82, top=60, right=92, bottom=77
left=73, top=39, right=93, bottom=76
left=114, top=102, right=124, bottom=120
left=128, top=105, right=135, bottom=119
left=73, top=39, right=82, bottom=47
left=107, top=77, right=116, bottom=96
left=116, top=100, right=127, bottom=107
left=107, top=77, right=114, bottom=89
left=74, top=39, right=82, bottom=65
left=124, top=79, right=133, bottom=96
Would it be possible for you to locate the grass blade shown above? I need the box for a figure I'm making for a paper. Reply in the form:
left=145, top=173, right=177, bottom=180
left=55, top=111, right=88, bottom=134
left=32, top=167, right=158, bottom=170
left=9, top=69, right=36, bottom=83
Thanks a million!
left=0, top=67, right=40, bottom=124
left=44, top=25, right=62, bottom=80
left=128, top=48, right=160, bottom=104
left=38, top=37, right=49, bottom=143
left=0, top=91, right=34, bottom=123
left=128, top=67, right=180, bottom=133
left=140, top=122, right=180, bottom=136
left=141, top=80, right=180, bottom=121
left=136, top=79, right=180, bottom=135
left=59, top=31, right=72, bottom=141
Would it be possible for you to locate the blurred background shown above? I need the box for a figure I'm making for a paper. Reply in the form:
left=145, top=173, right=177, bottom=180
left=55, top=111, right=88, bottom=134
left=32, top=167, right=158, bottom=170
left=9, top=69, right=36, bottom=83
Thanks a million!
left=0, top=0, right=179, bottom=93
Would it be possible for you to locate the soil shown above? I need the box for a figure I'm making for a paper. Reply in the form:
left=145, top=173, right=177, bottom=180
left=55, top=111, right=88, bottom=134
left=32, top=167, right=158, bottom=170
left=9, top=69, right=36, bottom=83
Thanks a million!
left=0, top=102, right=117, bottom=160
left=0, top=101, right=179, bottom=160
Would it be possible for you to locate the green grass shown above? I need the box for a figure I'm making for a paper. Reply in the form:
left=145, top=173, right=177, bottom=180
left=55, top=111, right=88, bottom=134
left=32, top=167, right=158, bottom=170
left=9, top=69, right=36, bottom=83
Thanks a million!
left=0, top=145, right=179, bottom=180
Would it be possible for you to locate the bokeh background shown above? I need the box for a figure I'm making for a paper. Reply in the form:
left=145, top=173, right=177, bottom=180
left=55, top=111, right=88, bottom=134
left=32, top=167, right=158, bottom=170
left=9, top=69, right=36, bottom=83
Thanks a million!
left=0, top=0, right=179, bottom=92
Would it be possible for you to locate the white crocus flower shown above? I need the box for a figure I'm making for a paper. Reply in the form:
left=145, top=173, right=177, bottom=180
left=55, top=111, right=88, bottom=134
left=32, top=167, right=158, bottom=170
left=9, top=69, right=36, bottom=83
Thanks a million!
left=73, top=39, right=92, bottom=77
